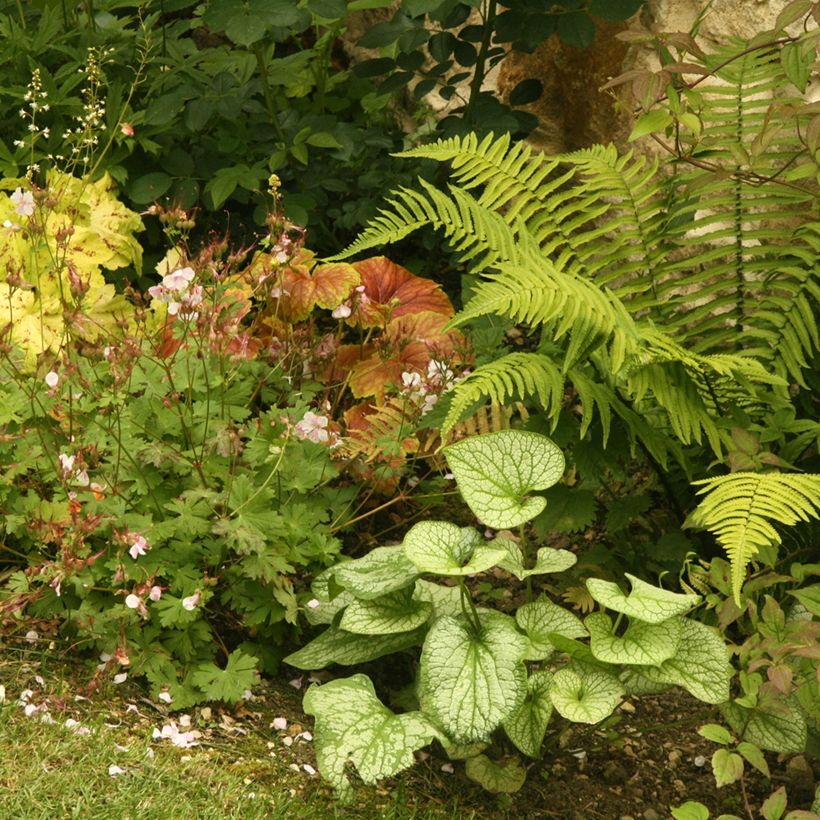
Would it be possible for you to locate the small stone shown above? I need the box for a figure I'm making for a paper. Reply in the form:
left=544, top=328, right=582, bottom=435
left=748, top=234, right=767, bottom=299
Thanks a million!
left=620, top=815, right=636, bottom=820
left=619, top=700, right=636, bottom=713
left=603, top=761, right=628, bottom=785
left=667, top=750, right=682, bottom=767
left=643, top=809, right=661, bottom=820
left=673, top=779, right=686, bottom=794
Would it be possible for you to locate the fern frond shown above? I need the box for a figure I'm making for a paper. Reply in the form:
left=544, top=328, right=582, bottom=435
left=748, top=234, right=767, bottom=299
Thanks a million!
left=688, top=472, right=820, bottom=603
left=443, top=353, right=564, bottom=436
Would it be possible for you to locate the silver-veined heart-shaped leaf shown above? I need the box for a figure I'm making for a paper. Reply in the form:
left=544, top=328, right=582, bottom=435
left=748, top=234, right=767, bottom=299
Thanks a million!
left=403, top=521, right=508, bottom=576
left=586, top=573, right=700, bottom=623
left=413, top=579, right=463, bottom=619
left=464, top=754, right=527, bottom=794
left=549, top=664, right=624, bottom=724
left=304, top=589, right=353, bottom=626
left=419, top=612, right=528, bottom=742
left=334, top=545, right=419, bottom=600
left=284, top=625, right=425, bottom=670
left=636, top=619, right=732, bottom=704
left=499, top=541, right=577, bottom=580
left=304, top=674, right=438, bottom=802
left=515, top=597, right=587, bottom=660
left=502, top=670, right=553, bottom=758
left=339, top=587, right=433, bottom=635
left=444, top=431, right=565, bottom=528
left=586, top=612, right=683, bottom=666
left=619, top=667, right=671, bottom=696
left=721, top=697, right=807, bottom=753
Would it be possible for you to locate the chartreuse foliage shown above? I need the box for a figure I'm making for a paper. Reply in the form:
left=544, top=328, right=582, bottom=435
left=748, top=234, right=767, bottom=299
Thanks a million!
left=333, top=17, right=820, bottom=470
left=289, top=430, right=732, bottom=799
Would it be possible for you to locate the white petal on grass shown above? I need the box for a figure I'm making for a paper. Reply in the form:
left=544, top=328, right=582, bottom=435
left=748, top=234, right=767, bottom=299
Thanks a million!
left=272, top=717, right=287, bottom=731
left=108, top=764, right=126, bottom=777
left=25, top=630, right=38, bottom=644
left=113, top=673, right=127, bottom=684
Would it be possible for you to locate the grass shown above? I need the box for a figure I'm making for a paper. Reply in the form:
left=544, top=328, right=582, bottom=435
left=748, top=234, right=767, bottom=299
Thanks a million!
left=0, top=644, right=485, bottom=820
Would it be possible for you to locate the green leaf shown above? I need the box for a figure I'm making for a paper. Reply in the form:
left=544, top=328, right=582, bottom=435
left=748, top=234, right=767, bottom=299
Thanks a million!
left=533, top=486, right=597, bottom=534
left=789, top=583, right=820, bottom=616
left=444, top=431, right=565, bottom=528
left=588, top=0, right=644, bottom=21
left=586, top=612, right=683, bottom=666
left=586, top=574, right=700, bottom=623
left=419, top=613, right=528, bottom=742
left=737, top=741, right=770, bottom=778
left=638, top=619, right=732, bottom=704
left=284, top=625, right=425, bottom=670
left=629, top=110, right=674, bottom=142
left=670, top=803, right=711, bottom=820
left=698, top=723, right=733, bottom=745
left=304, top=675, right=438, bottom=801
left=413, top=579, right=463, bottom=618
left=502, top=670, right=553, bottom=758
left=549, top=664, right=624, bottom=724
left=721, top=698, right=807, bottom=754
left=508, top=79, right=543, bottom=106
left=305, top=131, right=343, bottom=149
left=515, top=597, right=587, bottom=660
left=761, top=786, right=788, bottom=820
left=403, top=522, right=508, bottom=576
left=334, top=546, right=419, bottom=600
left=499, top=541, right=577, bottom=580
left=780, top=40, right=813, bottom=92
left=129, top=172, right=172, bottom=204
left=464, top=755, right=527, bottom=794
left=190, top=649, right=258, bottom=704
left=711, top=748, right=744, bottom=787
left=339, top=588, right=433, bottom=635
left=557, top=11, right=595, bottom=48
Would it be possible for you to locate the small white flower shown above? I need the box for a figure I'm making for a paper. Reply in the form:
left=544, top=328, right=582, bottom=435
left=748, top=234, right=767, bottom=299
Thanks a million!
left=124, top=594, right=141, bottom=610
left=272, top=717, right=287, bottom=731
left=128, top=535, right=149, bottom=560
left=294, top=411, right=330, bottom=444
left=149, top=586, right=162, bottom=602
left=331, top=303, right=351, bottom=319
left=10, top=187, right=35, bottom=217
left=58, top=453, right=75, bottom=474
left=182, top=591, right=200, bottom=611
left=25, top=630, right=38, bottom=644
left=113, top=673, right=127, bottom=684
left=162, top=267, right=196, bottom=292
left=45, top=371, right=59, bottom=388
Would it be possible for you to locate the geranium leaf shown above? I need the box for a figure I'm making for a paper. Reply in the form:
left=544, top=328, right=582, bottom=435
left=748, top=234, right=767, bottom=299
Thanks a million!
left=339, top=588, right=433, bottom=635
left=502, top=670, right=553, bottom=758
left=284, top=625, right=425, bottom=670
left=549, top=664, right=624, bottom=724
left=638, top=620, right=732, bottom=704
left=304, top=674, right=438, bottom=802
left=464, top=754, right=527, bottom=794
left=499, top=541, right=577, bottom=580
left=515, top=597, right=587, bottom=660
left=404, top=521, right=508, bottom=576
left=333, top=545, right=419, bottom=600
left=586, top=574, right=700, bottom=623
left=190, top=649, right=259, bottom=704
left=444, top=431, right=565, bottom=528
left=351, top=256, right=453, bottom=327
left=419, top=613, right=528, bottom=742
left=586, top=612, right=683, bottom=666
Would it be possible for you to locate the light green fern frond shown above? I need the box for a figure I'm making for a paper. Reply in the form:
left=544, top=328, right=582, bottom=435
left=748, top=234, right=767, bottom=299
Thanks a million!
left=443, top=352, right=564, bottom=436
left=687, top=472, right=820, bottom=603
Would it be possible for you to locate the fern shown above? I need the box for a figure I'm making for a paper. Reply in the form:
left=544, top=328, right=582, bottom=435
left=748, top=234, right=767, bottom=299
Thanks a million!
left=687, top=472, right=820, bottom=604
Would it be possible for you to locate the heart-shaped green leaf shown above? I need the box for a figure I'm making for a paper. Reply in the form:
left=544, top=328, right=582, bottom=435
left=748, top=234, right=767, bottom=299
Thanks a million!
left=304, top=674, right=438, bottom=801
left=284, top=625, right=425, bottom=670
left=499, top=541, right=577, bottom=580
left=420, top=612, right=528, bottom=742
left=636, top=620, right=732, bottom=704
left=549, top=664, right=624, bottom=724
left=619, top=667, right=671, bottom=696
left=711, top=749, right=744, bottom=787
left=586, top=612, right=683, bottom=666
left=340, top=588, right=433, bottom=635
left=586, top=573, right=700, bottom=623
left=404, top=521, right=508, bottom=576
left=334, top=545, right=419, bottom=600
left=502, top=670, right=553, bottom=758
left=413, top=579, right=463, bottom=618
left=515, top=597, right=587, bottom=660
left=464, top=754, right=527, bottom=794
left=444, top=431, right=565, bottom=528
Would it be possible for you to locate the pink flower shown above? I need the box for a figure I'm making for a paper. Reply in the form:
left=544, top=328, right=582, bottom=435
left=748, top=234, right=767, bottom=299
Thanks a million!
left=331, top=303, right=351, bottom=319
left=44, top=371, right=59, bottom=388
left=306, top=598, right=320, bottom=610
left=148, top=585, right=162, bottom=602
left=162, top=267, right=196, bottom=292
left=124, top=594, right=141, bottom=609
left=182, top=591, right=200, bottom=611
left=294, top=411, right=329, bottom=444
left=10, top=187, right=35, bottom=217
left=128, top=535, right=149, bottom=560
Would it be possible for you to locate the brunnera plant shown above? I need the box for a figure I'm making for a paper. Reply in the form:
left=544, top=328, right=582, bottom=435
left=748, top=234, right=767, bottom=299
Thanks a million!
left=285, top=429, right=733, bottom=799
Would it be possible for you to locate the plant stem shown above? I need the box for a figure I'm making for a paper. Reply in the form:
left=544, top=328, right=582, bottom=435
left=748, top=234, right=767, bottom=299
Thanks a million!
left=464, top=0, right=497, bottom=122
left=458, top=577, right=482, bottom=633
left=254, top=44, right=287, bottom=144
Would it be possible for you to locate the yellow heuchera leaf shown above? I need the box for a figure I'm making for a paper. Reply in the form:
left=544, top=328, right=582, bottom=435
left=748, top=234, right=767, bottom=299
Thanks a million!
left=0, top=285, right=63, bottom=368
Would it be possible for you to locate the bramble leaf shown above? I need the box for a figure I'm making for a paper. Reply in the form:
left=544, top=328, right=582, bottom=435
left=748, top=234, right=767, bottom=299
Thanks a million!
left=711, top=748, right=744, bottom=787
left=444, top=431, right=565, bottom=528
left=722, top=697, right=807, bottom=753
left=304, top=674, right=438, bottom=801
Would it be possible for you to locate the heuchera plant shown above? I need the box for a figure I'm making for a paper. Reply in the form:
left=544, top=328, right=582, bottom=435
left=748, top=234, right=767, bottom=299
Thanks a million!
left=285, top=430, right=734, bottom=799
